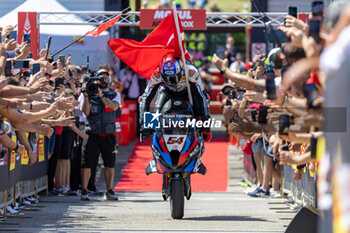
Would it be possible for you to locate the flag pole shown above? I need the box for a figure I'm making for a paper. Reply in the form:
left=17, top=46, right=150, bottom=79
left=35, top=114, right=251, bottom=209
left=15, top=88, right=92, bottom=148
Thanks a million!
left=52, top=7, right=131, bottom=58
left=172, top=2, right=193, bottom=106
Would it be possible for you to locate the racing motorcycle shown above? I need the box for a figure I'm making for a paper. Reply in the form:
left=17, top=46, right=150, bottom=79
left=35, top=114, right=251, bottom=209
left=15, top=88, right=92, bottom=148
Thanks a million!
left=143, top=97, right=207, bottom=219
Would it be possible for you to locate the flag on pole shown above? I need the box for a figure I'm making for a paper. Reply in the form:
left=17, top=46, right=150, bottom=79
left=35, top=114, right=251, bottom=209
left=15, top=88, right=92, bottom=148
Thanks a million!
left=108, top=11, right=190, bottom=79
left=85, top=15, right=121, bottom=37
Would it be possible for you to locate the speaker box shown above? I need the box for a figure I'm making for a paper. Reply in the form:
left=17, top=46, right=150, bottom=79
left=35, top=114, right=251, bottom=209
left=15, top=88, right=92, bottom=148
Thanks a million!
left=285, top=207, right=318, bottom=233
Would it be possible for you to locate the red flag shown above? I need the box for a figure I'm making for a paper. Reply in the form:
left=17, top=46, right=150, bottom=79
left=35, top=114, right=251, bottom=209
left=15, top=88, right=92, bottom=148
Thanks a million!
left=108, top=11, right=190, bottom=79
left=85, top=15, right=121, bottom=37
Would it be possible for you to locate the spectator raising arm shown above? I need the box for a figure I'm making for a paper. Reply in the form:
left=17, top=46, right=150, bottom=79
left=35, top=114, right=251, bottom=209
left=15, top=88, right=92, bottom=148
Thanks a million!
left=212, top=54, right=266, bottom=92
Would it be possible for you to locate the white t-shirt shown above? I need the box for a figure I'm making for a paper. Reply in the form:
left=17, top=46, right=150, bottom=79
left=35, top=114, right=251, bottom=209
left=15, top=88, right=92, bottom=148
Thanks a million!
left=120, top=70, right=140, bottom=99
left=229, top=61, right=245, bottom=73
left=320, top=25, right=350, bottom=76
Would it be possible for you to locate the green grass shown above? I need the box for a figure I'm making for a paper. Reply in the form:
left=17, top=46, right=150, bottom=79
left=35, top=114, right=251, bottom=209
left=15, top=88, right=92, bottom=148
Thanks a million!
left=129, top=0, right=251, bottom=12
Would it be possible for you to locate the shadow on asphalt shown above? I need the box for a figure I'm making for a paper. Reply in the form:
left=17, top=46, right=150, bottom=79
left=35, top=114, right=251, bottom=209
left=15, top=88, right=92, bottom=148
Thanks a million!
left=121, top=199, right=165, bottom=203
left=183, top=215, right=269, bottom=222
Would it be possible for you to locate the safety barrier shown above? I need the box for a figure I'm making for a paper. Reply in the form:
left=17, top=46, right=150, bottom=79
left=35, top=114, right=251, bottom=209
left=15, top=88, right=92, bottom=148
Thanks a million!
left=0, top=133, right=48, bottom=215
left=117, top=106, right=130, bottom=146
left=125, top=100, right=137, bottom=141
left=117, top=101, right=138, bottom=146
left=236, top=137, right=317, bottom=207
left=282, top=165, right=317, bottom=208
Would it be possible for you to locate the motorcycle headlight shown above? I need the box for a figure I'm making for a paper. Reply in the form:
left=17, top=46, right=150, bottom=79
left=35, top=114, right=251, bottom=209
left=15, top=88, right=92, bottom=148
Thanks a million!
left=189, top=145, right=200, bottom=157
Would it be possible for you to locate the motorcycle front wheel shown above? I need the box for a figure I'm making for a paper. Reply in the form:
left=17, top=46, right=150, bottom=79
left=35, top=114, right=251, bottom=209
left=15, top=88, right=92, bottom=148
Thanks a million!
left=170, top=178, right=184, bottom=219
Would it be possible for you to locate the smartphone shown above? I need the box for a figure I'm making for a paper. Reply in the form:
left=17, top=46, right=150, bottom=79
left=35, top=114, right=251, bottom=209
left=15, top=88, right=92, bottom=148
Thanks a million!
left=13, top=60, right=30, bottom=69
left=32, top=63, right=40, bottom=75
left=303, top=83, right=319, bottom=109
left=312, top=1, right=324, bottom=17
left=59, top=55, right=66, bottom=67
left=5, top=60, right=12, bottom=76
left=266, top=78, right=276, bottom=100
left=55, top=77, right=66, bottom=89
left=8, top=31, right=17, bottom=41
left=310, top=136, right=317, bottom=159
left=288, top=6, right=298, bottom=18
left=250, top=109, right=258, bottom=122
left=266, top=70, right=275, bottom=79
left=266, top=29, right=291, bottom=44
left=258, top=105, right=268, bottom=124
left=45, top=36, right=52, bottom=60
left=23, top=33, right=31, bottom=45
left=309, top=20, right=321, bottom=43
left=222, top=86, right=236, bottom=100
left=279, top=115, right=290, bottom=135
left=216, top=45, right=226, bottom=60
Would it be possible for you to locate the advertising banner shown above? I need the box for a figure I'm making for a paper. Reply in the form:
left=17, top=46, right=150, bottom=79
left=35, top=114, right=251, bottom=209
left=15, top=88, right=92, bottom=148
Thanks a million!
left=18, top=12, right=40, bottom=59
left=140, top=9, right=206, bottom=30
left=21, top=134, right=47, bottom=181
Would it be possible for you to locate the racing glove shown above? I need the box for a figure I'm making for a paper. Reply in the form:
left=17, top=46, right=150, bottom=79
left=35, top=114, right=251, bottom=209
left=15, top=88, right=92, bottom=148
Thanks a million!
left=203, top=131, right=212, bottom=142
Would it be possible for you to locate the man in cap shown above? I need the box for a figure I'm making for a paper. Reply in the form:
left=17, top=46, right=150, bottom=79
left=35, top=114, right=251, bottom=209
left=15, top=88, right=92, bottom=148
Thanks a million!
left=80, top=68, right=121, bottom=201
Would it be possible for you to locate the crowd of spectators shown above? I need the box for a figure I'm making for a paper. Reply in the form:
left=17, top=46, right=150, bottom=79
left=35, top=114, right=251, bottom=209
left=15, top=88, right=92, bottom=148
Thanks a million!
left=210, top=3, right=350, bottom=230
left=0, top=25, right=149, bottom=212
left=2, top=0, right=349, bottom=229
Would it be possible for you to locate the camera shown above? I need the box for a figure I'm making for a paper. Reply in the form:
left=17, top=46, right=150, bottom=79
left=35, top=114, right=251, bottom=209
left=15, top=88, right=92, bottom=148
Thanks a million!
left=250, top=109, right=258, bottom=122
left=54, top=77, right=66, bottom=90
left=279, top=114, right=290, bottom=135
left=0, top=146, right=6, bottom=159
left=303, top=83, right=319, bottom=109
left=258, top=105, right=268, bottom=124
left=288, top=6, right=297, bottom=18
left=221, top=84, right=236, bottom=100
left=309, top=20, right=321, bottom=43
left=84, top=75, right=104, bottom=96
left=312, top=1, right=323, bottom=17
left=266, top=78, right=276, bottom=100
left=310, top=136, right=317, bottom=159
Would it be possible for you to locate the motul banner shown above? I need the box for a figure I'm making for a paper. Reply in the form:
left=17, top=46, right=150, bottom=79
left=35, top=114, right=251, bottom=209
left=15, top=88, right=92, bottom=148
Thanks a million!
left=18, top=12, right=40, bottom=59
left=140, top=9, right=206, bottom=30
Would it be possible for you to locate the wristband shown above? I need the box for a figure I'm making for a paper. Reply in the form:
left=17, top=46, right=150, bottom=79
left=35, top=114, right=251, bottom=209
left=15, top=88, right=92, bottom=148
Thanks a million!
left=220, top=67, right=227, bottom=75
left=13, top=144, right=19, bottom=152
left=30, top=103, right=33, bottom=110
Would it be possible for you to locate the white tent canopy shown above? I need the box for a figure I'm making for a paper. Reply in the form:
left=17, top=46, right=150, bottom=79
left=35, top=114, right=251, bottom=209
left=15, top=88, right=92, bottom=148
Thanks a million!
left=0, top=0, right=111, bottom=70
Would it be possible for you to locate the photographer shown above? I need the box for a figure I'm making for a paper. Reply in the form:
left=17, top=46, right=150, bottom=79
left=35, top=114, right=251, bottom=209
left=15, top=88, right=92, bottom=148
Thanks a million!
left=81, top=69, right=120, bottom=201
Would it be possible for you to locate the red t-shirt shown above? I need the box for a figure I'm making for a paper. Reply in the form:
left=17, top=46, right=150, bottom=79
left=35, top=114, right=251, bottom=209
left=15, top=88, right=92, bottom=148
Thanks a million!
left=56, top=126, right=63, bottom=135
left=242, top=141, right=253, bottom=155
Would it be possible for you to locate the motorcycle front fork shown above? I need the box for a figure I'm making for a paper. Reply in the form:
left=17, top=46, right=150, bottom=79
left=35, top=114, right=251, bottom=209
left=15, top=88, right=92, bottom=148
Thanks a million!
left=162, top=172, right=191, bottom=201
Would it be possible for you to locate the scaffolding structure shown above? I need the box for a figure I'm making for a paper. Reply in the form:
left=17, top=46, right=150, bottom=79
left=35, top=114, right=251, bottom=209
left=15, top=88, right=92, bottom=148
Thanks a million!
left=38, top=11, right=290, bottom=27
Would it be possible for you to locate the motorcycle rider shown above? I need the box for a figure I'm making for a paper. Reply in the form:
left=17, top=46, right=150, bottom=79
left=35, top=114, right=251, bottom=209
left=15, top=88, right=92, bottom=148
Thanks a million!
left=139, top=53, right=211, bottom=140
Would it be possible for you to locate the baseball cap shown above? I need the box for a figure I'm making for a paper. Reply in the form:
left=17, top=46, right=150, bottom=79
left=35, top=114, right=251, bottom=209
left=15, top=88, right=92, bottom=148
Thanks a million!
left=265, top=48, right=286, bottom=69
left=244, top=61, right=253, bottom=70
left=96, top=69, right=109, bottom=76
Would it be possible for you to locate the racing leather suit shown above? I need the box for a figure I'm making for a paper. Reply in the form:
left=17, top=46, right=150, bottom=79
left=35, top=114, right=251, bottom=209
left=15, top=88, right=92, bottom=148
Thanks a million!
left=139, top=60, right=210, bottom=129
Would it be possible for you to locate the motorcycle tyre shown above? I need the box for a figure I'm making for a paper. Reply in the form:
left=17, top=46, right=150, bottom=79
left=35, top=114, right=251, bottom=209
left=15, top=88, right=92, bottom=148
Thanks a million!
left=170, top=179, right=184, bottom=219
